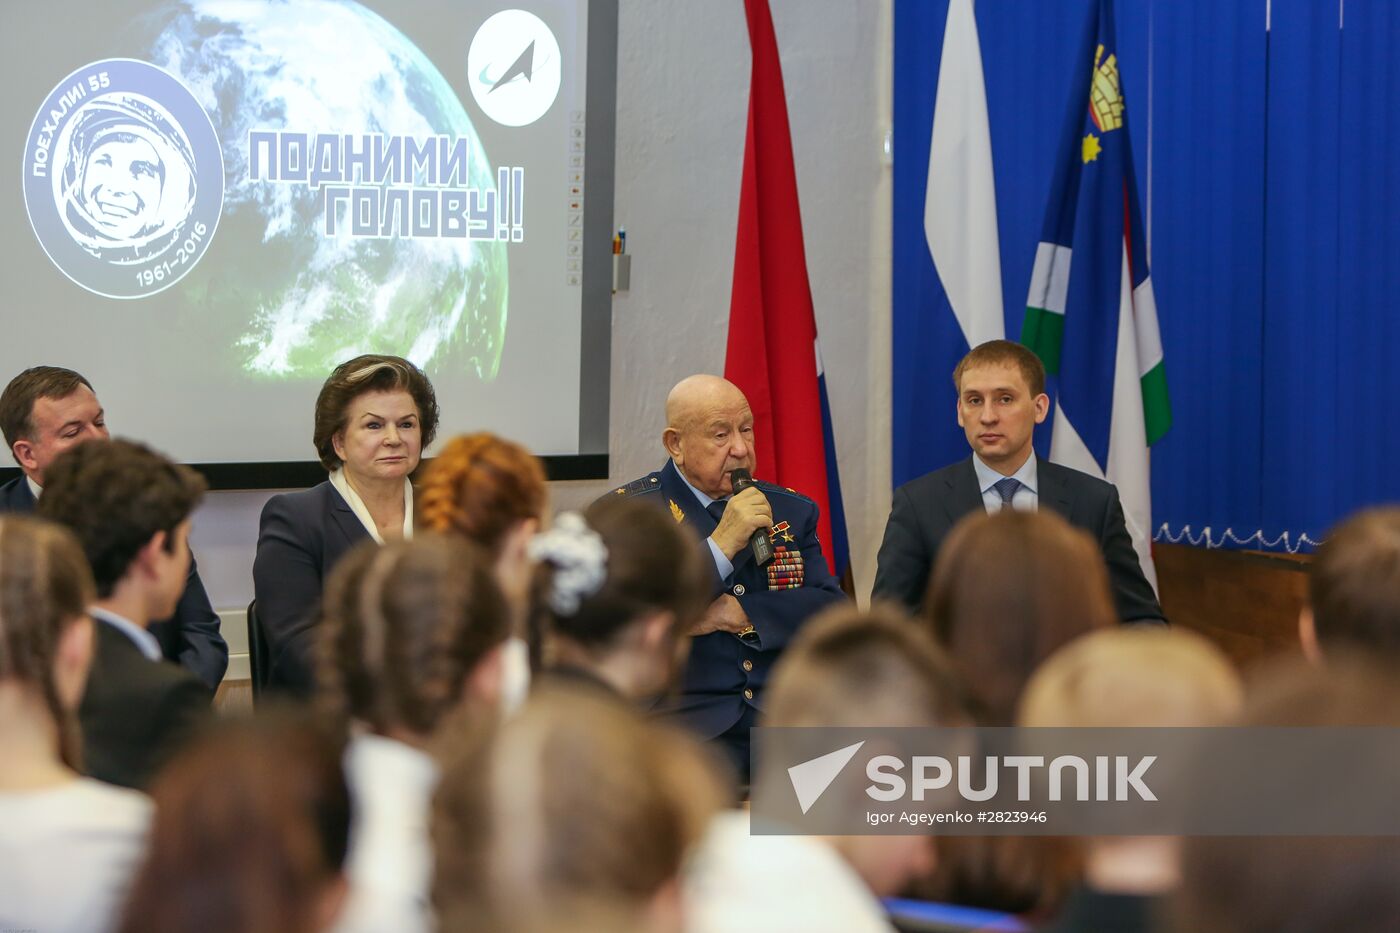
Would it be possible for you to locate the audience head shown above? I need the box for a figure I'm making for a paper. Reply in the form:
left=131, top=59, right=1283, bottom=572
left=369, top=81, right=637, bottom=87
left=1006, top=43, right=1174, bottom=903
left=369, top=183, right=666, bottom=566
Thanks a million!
left=763, top=604, right=965, bottom=898
left=951, top=340, right=1049, bottom=471
left=416, top=431, right=548, bottom=611
left=926, top=509, right=1116, bottom=725
left=0, top=366, right=107, bottom=484
left=312, top=355, right=438, bottom=479
left=0, top=516, right=96, bottom=770
left=767, top=603, right=965, bottom=731
left=529, top=498, right=709, bottom=699
left=38, top=439, right=205, bottom=616
left=662, top=374, right=755, bottom=499
left=417, top=432, right=548, bottom=548
left=433, top=685, right=728, bottom=933
left=1302, top=506, right=1400, bottom=663
left=1176, top=657, right=1400, bottom=933
left=317, top=534, right=511, bottom=742
left=118, top=713, right=351, bottom=933
left=1020, top=627, right=1243, bottom=729
left=919, top=514, right=1115, bottom=915
left=1019, top=628, right=1243, bottom=898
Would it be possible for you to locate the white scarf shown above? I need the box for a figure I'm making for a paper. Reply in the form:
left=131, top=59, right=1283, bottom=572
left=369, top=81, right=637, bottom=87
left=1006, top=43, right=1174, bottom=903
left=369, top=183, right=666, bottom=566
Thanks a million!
left=329, top=468, right=413, bottom=544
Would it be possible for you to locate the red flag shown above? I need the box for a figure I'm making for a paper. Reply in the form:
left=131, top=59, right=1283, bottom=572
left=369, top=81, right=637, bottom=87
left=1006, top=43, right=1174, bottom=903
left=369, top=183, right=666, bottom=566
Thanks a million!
left=725, top=0, right=843, bottom=576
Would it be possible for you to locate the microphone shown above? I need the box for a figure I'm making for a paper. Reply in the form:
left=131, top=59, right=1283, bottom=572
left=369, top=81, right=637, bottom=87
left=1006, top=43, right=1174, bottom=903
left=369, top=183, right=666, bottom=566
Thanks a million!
left=730, top=468, right=774, bottom=566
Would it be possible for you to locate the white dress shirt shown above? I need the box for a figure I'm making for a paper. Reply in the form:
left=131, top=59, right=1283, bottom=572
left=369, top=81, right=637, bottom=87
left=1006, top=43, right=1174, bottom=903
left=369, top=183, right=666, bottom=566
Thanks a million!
left=0, top=778, right=152, bottom=933
left=973, top=453, right=1039, bottom=514
left=685, top=810, right=895, bottom=933
left=676, top=467, right=738, bottom=579
left=335, top=733, right=440, bottom=933
left=329, top=469, right=413, bottom=543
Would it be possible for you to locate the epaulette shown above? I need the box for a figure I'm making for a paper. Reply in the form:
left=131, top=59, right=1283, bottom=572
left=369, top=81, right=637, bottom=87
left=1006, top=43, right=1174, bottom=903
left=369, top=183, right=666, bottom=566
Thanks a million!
left=756, top=480, right=818, bottom=508
left=610, top=473, right=663, bottom=498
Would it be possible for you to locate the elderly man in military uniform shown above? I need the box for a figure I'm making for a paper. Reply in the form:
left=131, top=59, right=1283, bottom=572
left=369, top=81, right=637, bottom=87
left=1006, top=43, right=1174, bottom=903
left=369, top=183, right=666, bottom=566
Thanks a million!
left=605, top=374, right=845, bottom=780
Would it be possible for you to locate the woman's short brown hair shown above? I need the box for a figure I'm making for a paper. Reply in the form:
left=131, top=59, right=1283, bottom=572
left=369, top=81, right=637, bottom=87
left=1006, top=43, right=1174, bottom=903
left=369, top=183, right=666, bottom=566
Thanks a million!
left=317, top=534, right=510, bottom=736
left=415, top=432, right=547, bottom=553
left=312, top=355, right=439, bottom=471
left=925, top=509, right=1116, bottom=726
left=0, top=515, right=95, bottom=769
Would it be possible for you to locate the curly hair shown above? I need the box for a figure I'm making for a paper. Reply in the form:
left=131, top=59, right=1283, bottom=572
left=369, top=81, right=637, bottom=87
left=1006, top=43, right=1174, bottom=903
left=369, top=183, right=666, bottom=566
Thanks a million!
left=415, top=433, right=547, bottom=553
left=316, top=534, right=510, bottom=736
left=38, top=439, right=205, bottom=598
left=0, top=516, right=95, bottom=770
left=312, top=355, right=439, bottom=471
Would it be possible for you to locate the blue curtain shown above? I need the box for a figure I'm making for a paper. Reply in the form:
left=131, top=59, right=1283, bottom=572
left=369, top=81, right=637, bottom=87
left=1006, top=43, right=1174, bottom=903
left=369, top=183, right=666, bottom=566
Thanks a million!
left=892, top=0, right=1400, bottom=551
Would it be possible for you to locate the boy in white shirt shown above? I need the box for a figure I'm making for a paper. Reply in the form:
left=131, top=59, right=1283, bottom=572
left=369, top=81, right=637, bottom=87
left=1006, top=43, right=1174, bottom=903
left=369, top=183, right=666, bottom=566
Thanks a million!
left=685, top=604, right=966, bottom=933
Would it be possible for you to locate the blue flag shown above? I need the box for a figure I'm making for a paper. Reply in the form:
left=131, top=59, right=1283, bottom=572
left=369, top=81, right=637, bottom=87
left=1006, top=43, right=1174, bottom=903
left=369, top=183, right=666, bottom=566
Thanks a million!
left=1022, top=0, right=1170, bottom=585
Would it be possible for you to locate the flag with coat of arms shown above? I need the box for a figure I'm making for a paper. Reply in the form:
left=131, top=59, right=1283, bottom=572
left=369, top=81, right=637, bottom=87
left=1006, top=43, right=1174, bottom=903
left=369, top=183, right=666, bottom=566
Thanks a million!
left=1021, top=0, right=1171, bottom=588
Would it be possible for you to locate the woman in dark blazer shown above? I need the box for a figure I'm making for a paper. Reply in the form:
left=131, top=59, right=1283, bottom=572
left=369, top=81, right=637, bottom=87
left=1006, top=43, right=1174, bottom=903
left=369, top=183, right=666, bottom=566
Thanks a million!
left=254, top=355, right=438, bottom=695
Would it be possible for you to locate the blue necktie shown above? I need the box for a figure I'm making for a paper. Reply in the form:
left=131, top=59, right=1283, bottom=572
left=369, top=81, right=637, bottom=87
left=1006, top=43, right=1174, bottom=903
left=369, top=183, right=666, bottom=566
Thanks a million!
left=707, top=500, right=728, bottom=524
left=993, top=477, right=1021, bottom=512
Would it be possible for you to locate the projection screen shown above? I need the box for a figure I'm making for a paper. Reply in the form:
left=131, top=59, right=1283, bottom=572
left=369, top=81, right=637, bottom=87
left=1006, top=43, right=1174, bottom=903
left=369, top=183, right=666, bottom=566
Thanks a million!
left=2, top=0, right=615, bottom=486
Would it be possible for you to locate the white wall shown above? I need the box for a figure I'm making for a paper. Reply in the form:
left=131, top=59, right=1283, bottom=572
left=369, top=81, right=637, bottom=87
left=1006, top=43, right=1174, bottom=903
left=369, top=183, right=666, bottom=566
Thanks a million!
left=191, top=0, right=894, bottom=627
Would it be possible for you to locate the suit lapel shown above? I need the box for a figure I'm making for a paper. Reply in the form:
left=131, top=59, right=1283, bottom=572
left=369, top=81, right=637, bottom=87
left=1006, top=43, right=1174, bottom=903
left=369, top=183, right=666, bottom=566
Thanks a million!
left=0, top=476, right=37, bottom=513
left=944, top=458, right=986, bottom=524
left=327, top=484, right=371, bottom=550
left=1035, top=457, right=1075, bottom=521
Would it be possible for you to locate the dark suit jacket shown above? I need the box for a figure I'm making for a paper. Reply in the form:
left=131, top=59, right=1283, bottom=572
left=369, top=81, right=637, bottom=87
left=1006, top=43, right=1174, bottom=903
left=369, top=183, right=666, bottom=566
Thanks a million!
left=601, top=461, right=847, bottom=739
left=1039, top=886, right=1163, bottom=933
left=871, top=456, right=1165, bottom=623
left=79, top=616, right=212, bottom=790
left=253, top=481, right=370, bottom=696
left=0, top=474, right=229, bottom=688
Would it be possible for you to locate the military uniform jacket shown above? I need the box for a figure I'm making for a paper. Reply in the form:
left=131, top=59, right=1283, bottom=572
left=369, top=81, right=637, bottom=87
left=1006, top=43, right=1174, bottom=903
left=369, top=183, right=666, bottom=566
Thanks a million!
left=606, top=460, right=846, bottom=738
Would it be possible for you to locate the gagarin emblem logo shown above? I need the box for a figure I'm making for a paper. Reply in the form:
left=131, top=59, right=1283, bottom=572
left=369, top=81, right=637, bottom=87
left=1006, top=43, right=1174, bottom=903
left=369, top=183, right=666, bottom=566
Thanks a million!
left=23, top=58, right=223, bottom=299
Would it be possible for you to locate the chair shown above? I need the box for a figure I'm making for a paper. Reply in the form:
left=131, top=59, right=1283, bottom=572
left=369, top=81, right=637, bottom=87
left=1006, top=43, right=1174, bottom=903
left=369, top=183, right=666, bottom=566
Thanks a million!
left=246, top=599, right=271, bottom=700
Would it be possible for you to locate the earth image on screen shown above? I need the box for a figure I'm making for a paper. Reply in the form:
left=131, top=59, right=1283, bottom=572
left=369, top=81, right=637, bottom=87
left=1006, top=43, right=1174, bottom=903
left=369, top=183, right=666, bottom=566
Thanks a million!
left=142, top=0, right=508, bottom=379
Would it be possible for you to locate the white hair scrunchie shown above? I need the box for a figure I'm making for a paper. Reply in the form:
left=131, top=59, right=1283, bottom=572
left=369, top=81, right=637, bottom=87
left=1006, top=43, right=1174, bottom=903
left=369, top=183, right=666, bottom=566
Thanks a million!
left=527, top=511, right=608, bottom=616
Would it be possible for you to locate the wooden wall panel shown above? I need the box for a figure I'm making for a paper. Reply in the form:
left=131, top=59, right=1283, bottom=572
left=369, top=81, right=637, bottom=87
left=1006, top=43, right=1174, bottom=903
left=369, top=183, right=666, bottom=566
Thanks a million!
left=1154, top=543, right=1310, bottom=670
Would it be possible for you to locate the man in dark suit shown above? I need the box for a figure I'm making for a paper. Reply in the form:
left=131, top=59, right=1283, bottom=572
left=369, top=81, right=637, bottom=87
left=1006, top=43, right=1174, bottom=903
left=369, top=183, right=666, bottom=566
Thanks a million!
left=40, top=439, right=213, bottom=789
left=872, top=340, right=1164, bottom=623
left=0, top=366, right=228, bottom=688
left=605, top=375, right=846, bottom=780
